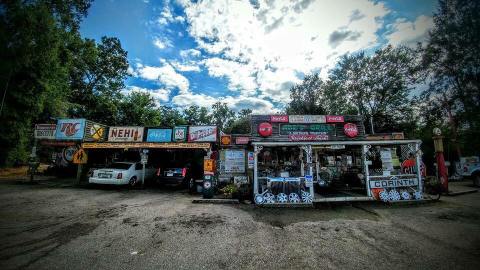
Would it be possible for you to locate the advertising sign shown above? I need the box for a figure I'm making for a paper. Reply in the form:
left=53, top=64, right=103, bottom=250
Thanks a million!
left=55, top=119, right=86, bottom=140
left=343, top=123, right=358, bottom=138
left=247, top=152, right=254, bottom=169
left=63, top=146, right=78, bottom=162
left=235, top=137, right=249, bottom=145
left=224, top=150, right=245, bottom=173
left=258, top=122, right=273, bottom=137
left=173, top=126, right=187, bottom=142
left=280, top=124, right=336, bottom=136
left=188, top=126, right=217, bottom=142
left=34, top=124, right=56, bottom=139
left=84, top=121, right=107, bottom=142
left=221, top=135, right=232, bottom=145
left=289, top=115, right=326, bottom=124
left=369, top=176, right=419, bottom=189
left=270, top=115, right=289, bottom=123
left=204, top=159, right=214, bottom=172
left=289, top=134, right=329, bottom=141
left=326, top=115, right=344, bottom=123
left=108, top=126, right=144, bottom=142
left=146, top=129, right=172, bottom=142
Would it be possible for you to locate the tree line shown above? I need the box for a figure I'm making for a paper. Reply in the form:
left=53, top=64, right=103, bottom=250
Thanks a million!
left=1, top=0, right=479, bottom=166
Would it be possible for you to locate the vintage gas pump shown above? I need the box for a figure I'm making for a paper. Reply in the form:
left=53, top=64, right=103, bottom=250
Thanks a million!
left=433, top=128, right=448, bottom=192
left=203, top=158, right=215, bottom=198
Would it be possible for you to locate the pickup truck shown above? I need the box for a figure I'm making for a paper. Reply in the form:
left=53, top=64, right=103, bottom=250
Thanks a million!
left=89, top=162, right=156, bottom=187
left=459, top=156, right=480, bottom=187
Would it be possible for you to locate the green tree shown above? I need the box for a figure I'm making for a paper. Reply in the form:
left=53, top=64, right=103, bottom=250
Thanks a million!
left=159, top=106, right=187, bottom=127
left=183, top=105, right=211, bottom=125
left=118, top=92, right=161, bottom=126
left=0, top=0, right=92, bottom=166
left=421, top=0, right=480, bottom=157
left=210, top=102, right=235, bottom=132
left=229, top=108, right=252, bottom=134
left=286, top=74, right=326, bottom=115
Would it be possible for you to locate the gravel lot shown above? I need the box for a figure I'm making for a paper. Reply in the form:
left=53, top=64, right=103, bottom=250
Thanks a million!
left=0, top=179, right=479, bottom=270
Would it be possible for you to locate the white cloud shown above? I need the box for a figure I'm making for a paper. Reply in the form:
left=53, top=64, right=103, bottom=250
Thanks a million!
left=179, top=0, right=390, bottom=105
left=157, top=5, right=185, bottom=25
left=153, top=37, right=172, bottom=49
left=386, top=15, right=433, bottom=46
left=171, top=93, right=276, bottom=113
left=179, top=48, right=201, bottom=58
left=136, top=63, right=190, bottom=94
left=122, top=86, right=171, bottom=104
left=170, top=60, right=201, bottom=72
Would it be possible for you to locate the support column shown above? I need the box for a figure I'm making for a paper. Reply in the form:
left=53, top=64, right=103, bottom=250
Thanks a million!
left=76, top=164, right=83, bottom=184
left=362, top=144, right=371, bottom=197
left=253, top=145, right=263, bottom=195
left=302, top=145, right=314, bottom=200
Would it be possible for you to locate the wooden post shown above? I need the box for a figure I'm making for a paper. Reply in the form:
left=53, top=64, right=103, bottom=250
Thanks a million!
left=76, top=164, right=83, bottom=184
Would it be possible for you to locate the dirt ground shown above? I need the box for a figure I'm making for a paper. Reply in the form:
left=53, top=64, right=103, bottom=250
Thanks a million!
left=0, top=178, right=479, bottom=270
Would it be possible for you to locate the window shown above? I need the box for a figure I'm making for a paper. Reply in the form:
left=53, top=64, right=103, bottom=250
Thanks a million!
left=135, top=163, right=143, bottom=170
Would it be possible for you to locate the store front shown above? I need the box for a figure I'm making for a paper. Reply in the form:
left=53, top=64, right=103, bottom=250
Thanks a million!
left=250, top=115, right=423, bottom=205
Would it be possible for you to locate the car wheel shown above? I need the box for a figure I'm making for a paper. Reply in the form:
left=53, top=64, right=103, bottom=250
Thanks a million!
left=129, top=177, right=138, bottom=188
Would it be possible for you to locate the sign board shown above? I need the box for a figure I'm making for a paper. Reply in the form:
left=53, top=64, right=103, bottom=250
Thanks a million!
left=146, top=129, right=172, bottom=142
left=280, top=124, right=336, bottom=136
left=72, top=148, right=88, bottom=164
left=140, top=153, right=148, bottom=164
left=270, top=115, right=289, bottom=123
left=326, top=115, right=344, bottom=123
left=84, top=121, right=107, bottom=142
left=204, top=159, right=214, bottom=172
left=63, top=146, right=78, bottom=162
left=305, top=175, right=313, bottom=187
left=344, top=123, right=358, bottom=138
left=289, top=134, right=329, bottom=141
left=188, top=126, right=217, bottom=142
left=369, top=176, right=419, bottom=188
left=224, top=150, right=245, bottom=173
left=173, top=126, right=187, bottom=142
left=55, top=119, right=86, bottom=140
left=235, top=137, right=249, bottom=145
left=289, top=115, right=326, bottom=123
left=108, top=126, right=144, bottom=142
left=234, top=176, right=248, bottom=185
left=82, top=142, right=210, bottom=149
left=221, top=135, right=232, bottom=145
left=34, top=124, right=56, bottom=139
left=247, top=152, right=254, bottom=169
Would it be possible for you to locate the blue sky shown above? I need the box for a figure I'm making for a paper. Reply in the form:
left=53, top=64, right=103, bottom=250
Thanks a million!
left=80, top=0, right=437, bottom=113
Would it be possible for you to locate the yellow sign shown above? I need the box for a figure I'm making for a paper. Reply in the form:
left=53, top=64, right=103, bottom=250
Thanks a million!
left=90, top=124, right=105, bottom=140
left=221, top=135, right=231, bottom=145
left=204, top=159, right=214, bottom=172
left=81, top=142, right=211, bottom=149
left=72, top=148, right=88, bottom=164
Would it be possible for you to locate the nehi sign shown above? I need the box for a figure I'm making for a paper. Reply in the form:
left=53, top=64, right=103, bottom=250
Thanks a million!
left=108, top=126, right=144, bottom=142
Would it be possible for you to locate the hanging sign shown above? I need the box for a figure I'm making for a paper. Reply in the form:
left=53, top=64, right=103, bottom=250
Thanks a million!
left=188, top=126, right=217, bottom=142
left=173, top=126, right=187, bottom=142
left=146, top=129, right=172, bottom=142
left=72, top=148, right=88, bottom=164
left=289, top=134, right=329, bottom=141
left=221, top=135, right=232, bottom=145
left=289, top=115, right=326, bottom=123
left=344, top=123, right=358, bottom=138
left=258, top=122, right=273, bottom=137
left=108, top=126, right=144, bottom=142
left=55, top=119, right=86, bottom=140
left=235, top=137, right=249, bottom=144
left=326, top=115, right=344, bottom=123
left=34, top=124, right=56, bottom=139
left=270, top=115, right=289, bottom=123
left=84, top=121, right=107, bottom=142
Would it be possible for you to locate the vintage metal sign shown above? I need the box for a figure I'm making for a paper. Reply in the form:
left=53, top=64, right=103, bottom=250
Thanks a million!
left=369, top=176, right=419, bottom=188
left=84, top=121, right=107, bottom=142
left=280, top=124, right=336, bottom=135
left=220, top=135, right=232, bottom=145
left=173, top=126, right=187, bottom=142
left=247, top=152, right=254, bottom=169
left=270, top=115, right=289, bottom=123
left=289, top=134, right=329, bottom=141
left=258, top=122, right=273, bottom=137
left=34, top=124, right=56, bottom=139
left=55, top=119, right=86, bottom=140
left=224, top=150, right=245, bottom=173
left=344, top=123, right=358, bottom=138
left=188, top=126, right=217, bottom=142
left=146, top=129, right=172, bottom=142
left=235, top=136, right=249, bottom=144
left=72, top=148, right=88, bottom=164
left=108, top=126, right=144, bottom=142
left=82, top=142, right=210, bottom=149
left=326, top=115, right=344, bottom=123
left=289, top=115, right=326, bottom=123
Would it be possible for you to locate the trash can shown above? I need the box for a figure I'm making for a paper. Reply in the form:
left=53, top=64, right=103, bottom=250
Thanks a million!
left=202, top=174, right=214, bottom=199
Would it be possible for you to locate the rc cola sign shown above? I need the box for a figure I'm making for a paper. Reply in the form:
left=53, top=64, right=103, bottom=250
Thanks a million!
left=55, top=119, right=86, bottom=140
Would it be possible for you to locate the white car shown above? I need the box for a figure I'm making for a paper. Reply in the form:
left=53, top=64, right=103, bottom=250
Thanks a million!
left=89, top=162, right=156, bottom=186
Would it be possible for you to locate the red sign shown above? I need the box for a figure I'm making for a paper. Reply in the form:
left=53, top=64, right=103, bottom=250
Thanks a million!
left=258, top=122, right=273, bottom=137
left=289, top=134, right=329, bottom=141
left=326, top=115, right=344, bottom=123
left=270, top=115, right=289, bottom=123
left=235, top=137, right=250, bottom=144
left=344, top=123, right=358, bottom=138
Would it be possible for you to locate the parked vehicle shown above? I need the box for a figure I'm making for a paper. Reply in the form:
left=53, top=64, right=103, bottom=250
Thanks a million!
left=155, top=162, right=202, bottom=192
left=89, top=162, right=155, bottom=186
left=459, top=156, right=480, bottom=187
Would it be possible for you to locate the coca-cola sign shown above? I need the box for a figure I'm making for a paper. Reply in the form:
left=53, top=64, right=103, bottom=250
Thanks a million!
left=258, top=122, right=273, bottom=137
left=343, top=123, right=358, bottom=138
left=326, top=115, right=344, bottom=123
left=270, top=115, right=289, bottom=123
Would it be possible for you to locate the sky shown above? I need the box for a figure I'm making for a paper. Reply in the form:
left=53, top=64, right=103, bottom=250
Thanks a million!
left=80, top=0, right=438, bottom=113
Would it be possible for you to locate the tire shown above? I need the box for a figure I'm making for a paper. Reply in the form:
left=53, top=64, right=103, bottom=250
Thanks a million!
left=473, top=172, right=480, bottom=187
left=129, top=177, right=138, bottom=188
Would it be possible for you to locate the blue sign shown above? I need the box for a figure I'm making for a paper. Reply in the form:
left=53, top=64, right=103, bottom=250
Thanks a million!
left=55, top=119, right=86, bottom=140
left=146, top=129, right=172, bottom=142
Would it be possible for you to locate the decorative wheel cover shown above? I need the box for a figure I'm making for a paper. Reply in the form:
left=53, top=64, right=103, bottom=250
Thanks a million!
left=301, top=191, right=313, bottom=203
left=288, top=193, right=300, bottom=203
left=263, top=193, right=275, bottom=204
left=389, top=190, right=401, bottom=201
left=277, top=193, right=288, bottom=203
left=254, top=194, right=264, bottom=204
left=379, top=190, right=389, bottom=202
left=401, top=191, right=411, bottom=200
left=413, top=191, right=423, bottom=200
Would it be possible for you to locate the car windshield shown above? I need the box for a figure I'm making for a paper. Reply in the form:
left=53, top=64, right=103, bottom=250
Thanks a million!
left=106, top=163, right=132, bottom=170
